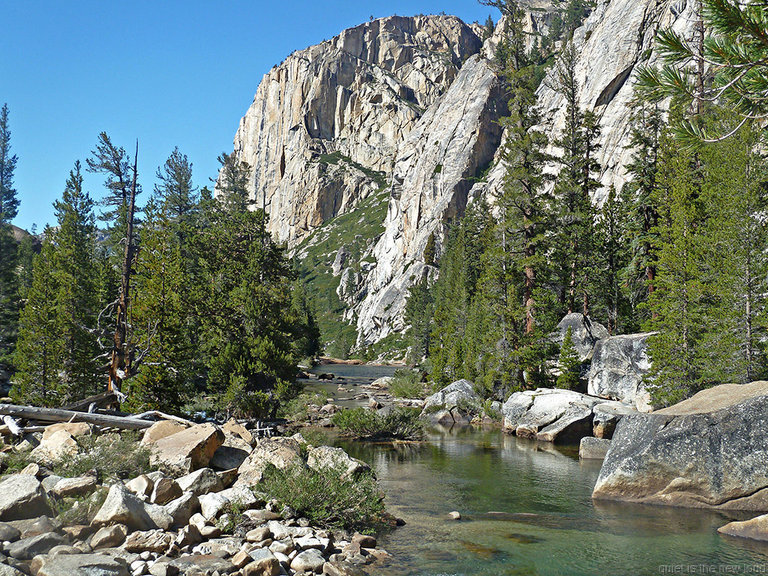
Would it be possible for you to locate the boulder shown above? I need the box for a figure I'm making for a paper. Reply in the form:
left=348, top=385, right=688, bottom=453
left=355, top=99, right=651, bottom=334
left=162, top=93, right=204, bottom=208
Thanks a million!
left=718, top=514, right=768, bottom=542
left=150, top=477, right=182, bottom=505
left=306, top=446, right=371, bottom=479
left=593, top=381, right=768, bottom=510
left=141, top=421, right=187, bottom=446
left=221, top=419, right=254, bottom=445
left=123, top=529, right=174, bottom=553
left=592, top=401, right=637, bottom=439
left=0, top=565, right=25, bottom=576
left=90, top=524, right=128, bottom=549
left=422, top=379, right=480, bottom=413
left=235, top=437, right=304, bottom=487
left=52, top=475, right=98, bottom=498
left=36, top=553, right=129, bottom=576
left=176, top=468, right=223, bottom=496
left=41, top=422, right=91, bottom=441
left=579, top=437, right=611, bottom=460
left=169, top=554, right=236, bottom=574
left=0, top=475, right=52, bottom=520
left=6, top=532, right=66, bottom=560
left=502, top=389, right=601, bottom=443
left=0, top=522, right=21, bottom=542
left=199, top=492, right=230, bottom=520
left=148, top=423, right=224, bottom=474
left=163, top=492, right=199, bottom=528
left=125, top=474, right=154, bottom=499
left=210, top=435, right=251, bottom=471
left=91, top=483, right=158, bottom=531
left=552, top=313, right=609, bottom=362
left=588, top=332, right=655, bottom=412
left=30, top=429, right=78, bottom=463
left=218, top=486, right=259, bottom=509
left=290, top=548, right=326, bottom=573
left=244, top=548, right=280, bottom=576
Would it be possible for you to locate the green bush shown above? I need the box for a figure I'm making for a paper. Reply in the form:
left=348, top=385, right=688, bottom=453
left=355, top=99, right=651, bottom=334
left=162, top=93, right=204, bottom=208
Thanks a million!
left=332, top=407, right=424, bottom=440
left=388, top=369, right=425, bottom=399
left=54, top=487, right=108, bottom=525
left=51, top=432, right=155, bottom=481
left=279, top=391, right=327, bottom=421
left=260, top=463, right=386, bottom=533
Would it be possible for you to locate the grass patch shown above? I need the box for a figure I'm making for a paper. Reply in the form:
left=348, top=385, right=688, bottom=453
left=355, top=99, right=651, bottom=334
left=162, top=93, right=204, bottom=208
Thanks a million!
left=260, top=463, right=386, bottom=533
left=0, top=450, right=35, bottom=477
left=216, top=500, right=245, bottom=534
left=51, top=432, right=155, bottom=481
left=388, top=369, right=425, bottom=399
left=332, top=407, right=424, bottom=440
left=280, top=391, right=328, bottom=422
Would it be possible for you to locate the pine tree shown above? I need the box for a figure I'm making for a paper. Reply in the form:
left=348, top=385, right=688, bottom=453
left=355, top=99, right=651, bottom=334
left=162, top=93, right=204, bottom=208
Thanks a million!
left=556, top=326, right=580, bottom=389
left=644, top=132, right=710, bottom=406
left=12, top=162, right=100, bottom=405
left=0, top=104, right=20, bottom=371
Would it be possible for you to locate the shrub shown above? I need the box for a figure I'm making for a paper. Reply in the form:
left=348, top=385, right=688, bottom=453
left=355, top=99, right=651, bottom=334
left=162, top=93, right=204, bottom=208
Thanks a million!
left=332, top=407, right=424, bottom=440
left=279, top=391, right=327, bottom=421
left=54, top=487, right=108, bottom=525
left=388, top=369, right=425, bottom=399
left=259, top=463, right=386, bottom=533
left=556, top=326, right=581, bottom=390
left=51, top=431, right=155, bottom=481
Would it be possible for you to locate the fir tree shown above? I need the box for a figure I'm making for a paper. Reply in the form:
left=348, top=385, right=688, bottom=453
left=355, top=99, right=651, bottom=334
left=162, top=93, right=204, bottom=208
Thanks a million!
left=12, top=162, right=100, bottom=404
left=0, top=104, right=19, bottom=371
left=556, top=326, right=580, bottom=389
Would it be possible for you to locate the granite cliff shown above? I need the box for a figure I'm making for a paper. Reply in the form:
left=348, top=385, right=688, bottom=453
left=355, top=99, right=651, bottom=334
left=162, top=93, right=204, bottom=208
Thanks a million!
left=222, top=0, right=698, bottom=352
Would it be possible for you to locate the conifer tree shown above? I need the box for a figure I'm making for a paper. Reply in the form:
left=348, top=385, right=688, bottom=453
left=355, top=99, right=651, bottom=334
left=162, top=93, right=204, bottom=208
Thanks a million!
left=556, top=326, right=580, bottom=389
left=12, top=163, right=100, bottom=404
left=0, top=104, right=19, bottom=371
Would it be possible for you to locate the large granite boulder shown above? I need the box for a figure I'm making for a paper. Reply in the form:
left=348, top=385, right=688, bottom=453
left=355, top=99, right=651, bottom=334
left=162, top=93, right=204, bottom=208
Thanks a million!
left=592, top=401, right=638, bottom=439
left=0, top=475, right=52, bottom=521
left=36, top=553, right=129, bottom=576
left=148, top=423, right=224, bottom=474
left=306, top=446, right=371, bottom=479
left=593, top=381, right=768, bottom=510
left=502, top=388, right=603, bottom=443
left=91, top=483, right=164, bottom=531
left=423, top=379, right=480, bottom=412
left=552, top=313, right=609, bottom=362
left=234, top=437, right=304, bottom=487
left=588, top=332, right=655, bottom=412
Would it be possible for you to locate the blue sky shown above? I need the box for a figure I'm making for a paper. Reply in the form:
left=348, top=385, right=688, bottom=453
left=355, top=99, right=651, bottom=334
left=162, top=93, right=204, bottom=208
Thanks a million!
left=4, top=1, right=495, bottom=231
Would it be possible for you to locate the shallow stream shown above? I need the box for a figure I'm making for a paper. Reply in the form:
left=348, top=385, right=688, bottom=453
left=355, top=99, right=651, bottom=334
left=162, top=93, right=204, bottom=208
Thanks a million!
left=305, top=363, right=768, bottom=575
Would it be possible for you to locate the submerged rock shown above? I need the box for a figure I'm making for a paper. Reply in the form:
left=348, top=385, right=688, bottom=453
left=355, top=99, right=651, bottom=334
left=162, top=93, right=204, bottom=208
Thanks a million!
left=593, top=381, right=768, bottom=510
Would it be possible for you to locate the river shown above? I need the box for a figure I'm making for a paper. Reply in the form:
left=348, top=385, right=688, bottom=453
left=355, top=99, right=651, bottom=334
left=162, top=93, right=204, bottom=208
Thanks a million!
left=305, top=363, right=768, bottom=576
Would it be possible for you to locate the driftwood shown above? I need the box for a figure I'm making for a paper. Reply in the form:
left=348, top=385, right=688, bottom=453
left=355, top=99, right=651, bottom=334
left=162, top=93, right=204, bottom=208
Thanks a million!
left=63, top=392, right=120, bottom=413
left=0, top=404, right=154, bottom=430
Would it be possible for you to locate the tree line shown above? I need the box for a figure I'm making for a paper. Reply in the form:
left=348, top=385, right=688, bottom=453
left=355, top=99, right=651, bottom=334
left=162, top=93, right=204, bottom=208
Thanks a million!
left=407, top=0, right=768, bottom=407
left=0, top=121, right=319, bottom=416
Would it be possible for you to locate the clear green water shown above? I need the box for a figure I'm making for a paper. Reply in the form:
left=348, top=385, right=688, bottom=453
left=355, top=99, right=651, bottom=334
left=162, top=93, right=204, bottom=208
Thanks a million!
left=313, top=365, right=768, bottom=576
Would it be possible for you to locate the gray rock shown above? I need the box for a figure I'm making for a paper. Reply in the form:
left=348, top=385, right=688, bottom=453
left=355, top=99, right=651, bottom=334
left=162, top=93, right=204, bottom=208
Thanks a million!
left=210, top=444, right=250, bottom=471
left=199, top=492, right=229, bottom=521
left=579, top=437, right=611, bottom=460
left=217, top=486, right=257, bottom=509
left=90, top=524, right=128, bottom=549
left=176, top=468, right=223, bottom=496
left=123, top=529, right=174, bottom=553
left=0, top=522, right=21, bottom=542
left=592, top=401, right=637, bottom=439
left=150, top=477, right=182, bottom=505
left=235, top=437, right=304, bottom=487
left=91, top=484, right=158, bottom=532
left=718, top=514, right=768, bottom=542
left=7, top=532, right=66, bottom=560
left=593, top=381, right=768, bottom=510
left=169, top=553, right=236, bottom=574
left=552, top=313, right=609, bottom=362
left=0, top=564, right=26, bottom=576
left=290, top=548, right=326, bottom=573
left=148, top=423, right=224, bottom=474
left=0, top=475, right=52, bottom=521
left=306, top=446, right=371, bottom=479
left=36, top=553, right=129, bottom=576
left=422, top=380, right=480, bottom=413
left=163, top=492, right=199, bottom=528
left=246, top=548, right=280, bottom=576
left=125, top=475, right=154, bottom=499
left=331, top=246, right=351, bottom=277
left=52, top=475, right=98, bottom=498
left=502, top=388, right=601, bottom=443
left=588, top=332, right=655, bottom=412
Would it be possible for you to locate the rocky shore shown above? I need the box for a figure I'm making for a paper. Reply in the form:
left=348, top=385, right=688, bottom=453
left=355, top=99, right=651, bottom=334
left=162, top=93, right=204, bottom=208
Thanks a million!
left=0, top=419, right=393, bottom=576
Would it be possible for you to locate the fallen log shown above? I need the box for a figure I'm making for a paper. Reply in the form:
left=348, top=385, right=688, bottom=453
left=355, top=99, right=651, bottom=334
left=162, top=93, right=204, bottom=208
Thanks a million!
left=0, top=404, right=154, bottom=430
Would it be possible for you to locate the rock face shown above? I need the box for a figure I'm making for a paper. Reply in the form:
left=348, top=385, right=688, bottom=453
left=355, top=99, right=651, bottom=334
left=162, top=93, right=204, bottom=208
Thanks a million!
left=593, top=381, right=768, bottom=510
left=355, top=54, right=506, bottom=343
left=225, top=15, right=482, bottom=245
left=588, top=332, right=655, bottom=412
